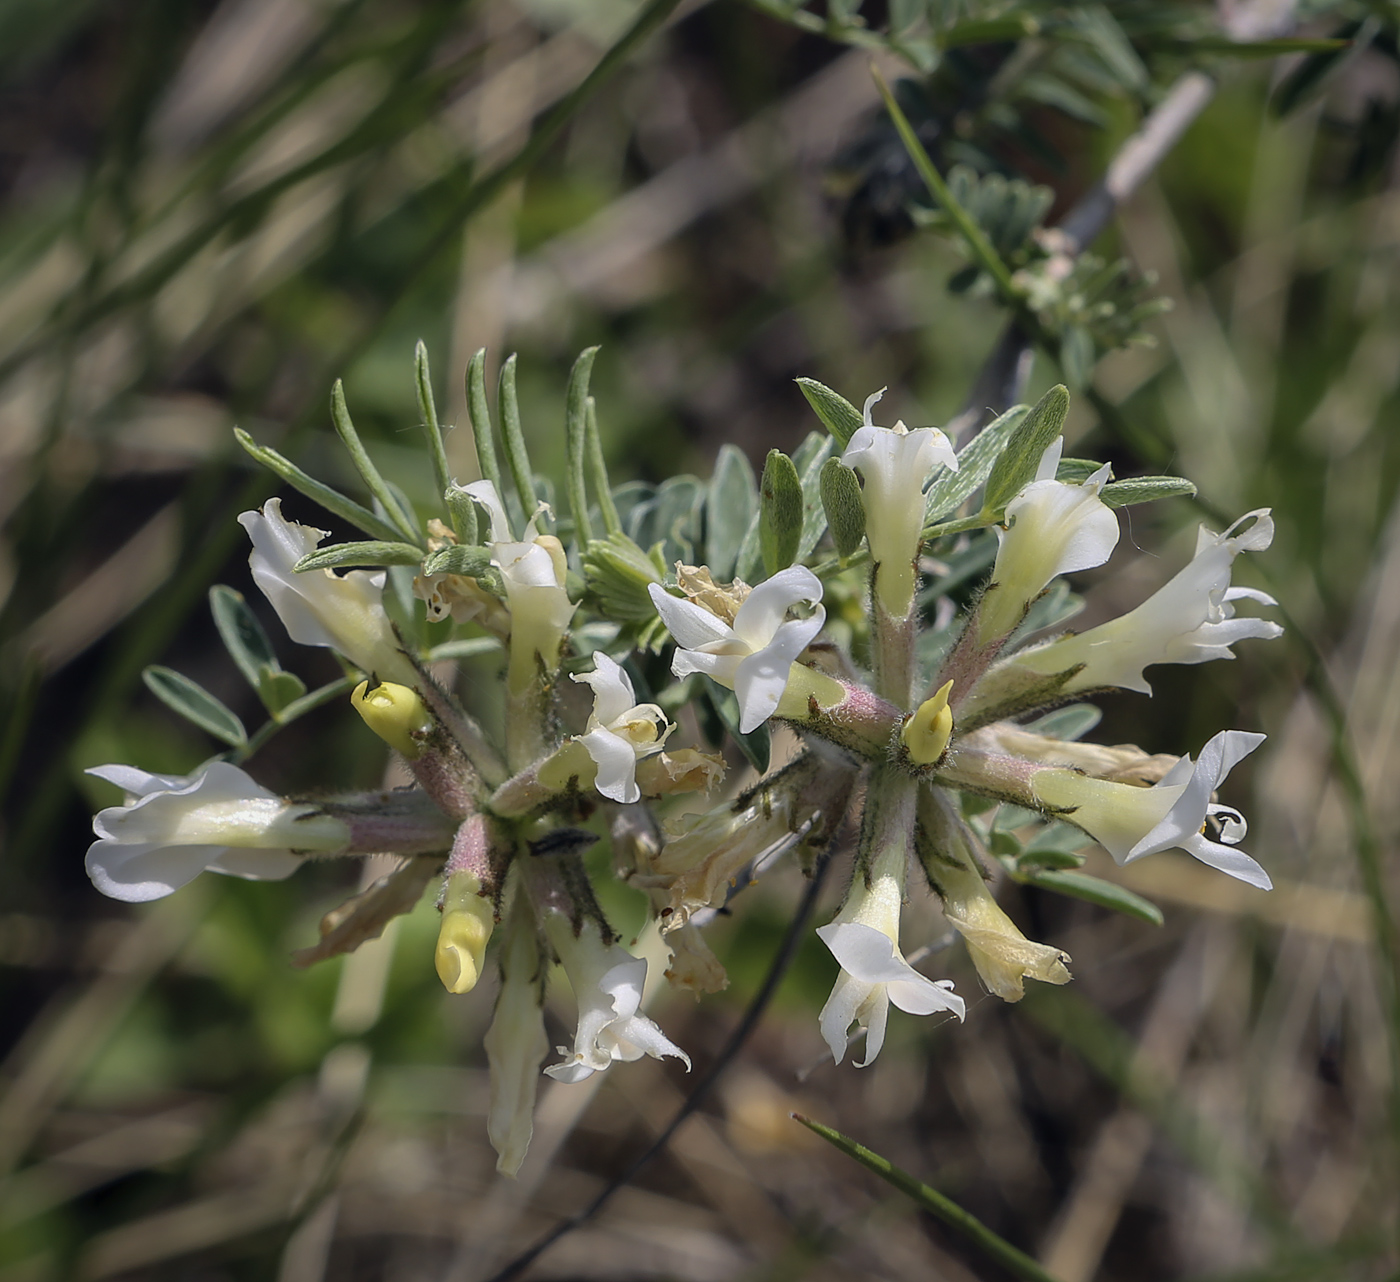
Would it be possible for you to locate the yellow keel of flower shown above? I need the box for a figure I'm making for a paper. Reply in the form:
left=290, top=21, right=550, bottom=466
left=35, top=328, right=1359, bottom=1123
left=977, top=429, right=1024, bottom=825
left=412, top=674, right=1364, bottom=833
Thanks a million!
left=902, top=680, right=955, bottom=765
left=435, top=873, right=495, bottom=994
left=351, top=679, right=432, bottom=758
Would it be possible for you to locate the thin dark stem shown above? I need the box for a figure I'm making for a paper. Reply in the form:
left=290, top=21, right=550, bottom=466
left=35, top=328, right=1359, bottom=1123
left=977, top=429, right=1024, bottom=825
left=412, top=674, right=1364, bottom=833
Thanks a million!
left=479, top=826, right=847, bottom=1282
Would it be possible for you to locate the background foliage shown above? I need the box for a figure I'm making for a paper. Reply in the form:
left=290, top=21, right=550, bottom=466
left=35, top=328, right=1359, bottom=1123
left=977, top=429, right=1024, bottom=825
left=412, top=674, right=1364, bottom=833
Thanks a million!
left=2, top=1, right=1399, bottom=1279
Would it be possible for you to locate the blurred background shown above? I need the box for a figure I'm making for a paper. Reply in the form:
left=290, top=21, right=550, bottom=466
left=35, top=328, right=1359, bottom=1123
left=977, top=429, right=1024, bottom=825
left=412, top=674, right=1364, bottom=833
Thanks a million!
left=2, top=1, right=1399, bottom=1278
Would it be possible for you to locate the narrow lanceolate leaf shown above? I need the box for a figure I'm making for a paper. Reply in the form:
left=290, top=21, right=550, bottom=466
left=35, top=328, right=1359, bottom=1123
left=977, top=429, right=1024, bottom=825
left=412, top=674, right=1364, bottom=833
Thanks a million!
left=820, top=457, right=866, bottom=560
left=793, top=1115, right=1067, bottom=1282
left=1017, top=867, right=1165, bottom=927
left=565, top=346, right=601, bottom=546
left=796, top=377, right=864, bottom=448
left=706, top=444, right=757, bottom=582
left=143, top=666, right=248, bottom=748
left=329, top=381, right=421, bottom=545
left=759, top=449, right=803, bottom=577
left=981, top=384, right=1070, bottom=516
left=1100, top=476, right=1197, bottom=509
left=415, top=340, right=452, bottom=506
left=924, top=403, right=1028, bottom=525
left=585, top=399, right=622, bottom=537
left=292, top=541, right=426, bottom=572
left=466, top=348, right=504, bottom=494
left=422, top=544, right=495, bottom=578
left=209, top=585, right=279, bottom=692
left=498, top=354, right=540, bottom=523
left=234, top=429, right=406, bottom=545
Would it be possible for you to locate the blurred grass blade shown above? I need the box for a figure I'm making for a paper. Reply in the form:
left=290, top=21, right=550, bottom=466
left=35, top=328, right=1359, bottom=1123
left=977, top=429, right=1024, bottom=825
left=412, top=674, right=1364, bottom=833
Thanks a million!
left=142, top=665, right=247, bottom=748
left=467, top=348, right=504, bottom=494
left=209, top=585, right=280, bottom=691
left=499, top=354, right=540, bottom=526
left=415, top=340, right=452, bottom=507
left=329, top=380, right=421, bottom=545
left=585, top=397, right=622, bottom=537
left=792, top=1114, right=1066, bottom=1282
left=292, top=541, right=426, bottom=571
left=234, top=429, right=406, bottom=545
left=565, top=346, right=601, bottom=546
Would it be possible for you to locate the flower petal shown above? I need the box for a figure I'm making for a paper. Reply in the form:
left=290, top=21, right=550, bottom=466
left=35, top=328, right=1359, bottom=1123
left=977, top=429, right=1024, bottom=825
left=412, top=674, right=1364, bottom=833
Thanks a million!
left=732, top=608, right=825, bottom=732
left=730, top=566, right=823, bottom=651
left=572, top=652, right=636, bottom=728
left=648, top=584, right=735, bottom=650
left=578, top=726, right=641, bottom=804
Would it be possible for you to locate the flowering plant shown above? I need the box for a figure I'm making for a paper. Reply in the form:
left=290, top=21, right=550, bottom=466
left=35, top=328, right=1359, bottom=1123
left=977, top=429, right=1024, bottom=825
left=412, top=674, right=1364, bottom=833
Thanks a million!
left=87, top=346, right=1280, bottom=1176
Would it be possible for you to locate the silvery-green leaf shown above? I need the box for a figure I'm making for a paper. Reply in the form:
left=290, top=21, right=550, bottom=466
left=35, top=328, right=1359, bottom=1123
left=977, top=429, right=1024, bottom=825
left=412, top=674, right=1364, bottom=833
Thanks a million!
left=293, top=541, right=425, bottom=572
left=796, top=377, right=863, bottom=448
left=760, top=449, right=804, bottom=576
left=1017, top=868, right=1164, bottom=926
left=706, top=445, right=757, bottom=581
left=210, top=585, right=279, bottom=692
left=924, top=404, right=1027, bottom=525
left=257, top=666, right=307, bottom=716
left=820, top=457, right=866, bottom=560
left=1100, top=477, right=1197, bottom=508
left=142, top=666, right=247, bottom=748
left=981, top=384, right=1070, bottom=515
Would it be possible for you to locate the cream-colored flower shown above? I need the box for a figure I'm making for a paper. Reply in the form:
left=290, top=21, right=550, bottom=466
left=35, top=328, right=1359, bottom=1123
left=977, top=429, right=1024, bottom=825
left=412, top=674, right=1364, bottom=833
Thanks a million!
left=571, top=653, right=672, bottom=804
left=86, top=762, right=348, bottom=902
left=239, top=499, right=418, bottom=687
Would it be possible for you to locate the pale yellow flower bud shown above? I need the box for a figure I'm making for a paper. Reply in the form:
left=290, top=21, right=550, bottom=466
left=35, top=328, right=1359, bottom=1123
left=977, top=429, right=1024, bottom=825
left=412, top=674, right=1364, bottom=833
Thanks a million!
left=435, top=871, right=495, bottom=994
left=351, top=679, right=433, bottom=758
left=902, top=680, right=955, bottom=765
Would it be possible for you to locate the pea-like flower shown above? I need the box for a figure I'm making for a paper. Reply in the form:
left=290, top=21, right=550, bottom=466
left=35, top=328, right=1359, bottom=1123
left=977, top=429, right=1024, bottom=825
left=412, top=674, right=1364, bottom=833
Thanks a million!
left=571, top=653, right=672, bottom=804
left=541, top=917, right=690, bottom=1083
left=86, top=762, right=350, bottom=902
left=1010, top=509, right=1282, bottom=694
left=843, top=389, right=959, bottom=617
left=239, top=499, right=418, bottom=688
left=648, top=566, right=826, bottom=733
left=1033, top=729, right=1270, bottom=889
left=976, top=439, right=1118, bottom=646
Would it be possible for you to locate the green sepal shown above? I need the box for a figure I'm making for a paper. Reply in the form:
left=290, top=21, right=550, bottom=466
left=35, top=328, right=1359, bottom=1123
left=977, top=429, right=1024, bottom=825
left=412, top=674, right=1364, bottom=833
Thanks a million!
left=796, top=377, right=863, bottom=448
left=1100, top=476, right=1197, bottom=509
left=759, top=449, right=803, bottom=576
left=142, top=665, right=248, bottom=748
left=583, top=531, right=662, bottom=623
left=981, top=384, right=1070, bottom=516
left=292, top=541, right=426, bottom=572
left=820, top=457, right=866, bottom=560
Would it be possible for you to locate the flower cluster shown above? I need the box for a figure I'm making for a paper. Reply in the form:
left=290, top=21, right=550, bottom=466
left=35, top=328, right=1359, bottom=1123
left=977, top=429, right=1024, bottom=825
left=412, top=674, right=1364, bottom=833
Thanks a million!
left=85, top=352, right=1280, bottom=1175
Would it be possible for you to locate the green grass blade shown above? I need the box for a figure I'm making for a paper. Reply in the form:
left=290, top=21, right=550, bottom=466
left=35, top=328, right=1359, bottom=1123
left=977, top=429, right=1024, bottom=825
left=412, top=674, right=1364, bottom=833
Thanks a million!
left=793, top=1114, right=1065, bottom=1282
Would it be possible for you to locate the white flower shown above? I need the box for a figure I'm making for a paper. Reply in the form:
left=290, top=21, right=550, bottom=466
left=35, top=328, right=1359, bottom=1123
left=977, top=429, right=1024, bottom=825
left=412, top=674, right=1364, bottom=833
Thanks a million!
left=843, top=389, right=959, bottom=616
left=817, top=860, right=964, bottom=1067
left=86, top=762, right=349, bottom=902
left=571, top=653, right=672, bottom=804
left=484, top=898, right=550, bottom=1177
left=976, top=439, right=1118, bottom=645
left=542, top=918, right=691, bottom=1083
left=1013, top=509, right=1282, bottom=694
left=1033, top=730, right=1270, bottom=889
left=648, top=566, right=825, bottom=733
left=462, top=480, right=575, bottom=691
left=239, top=498, right=418, bottom=688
